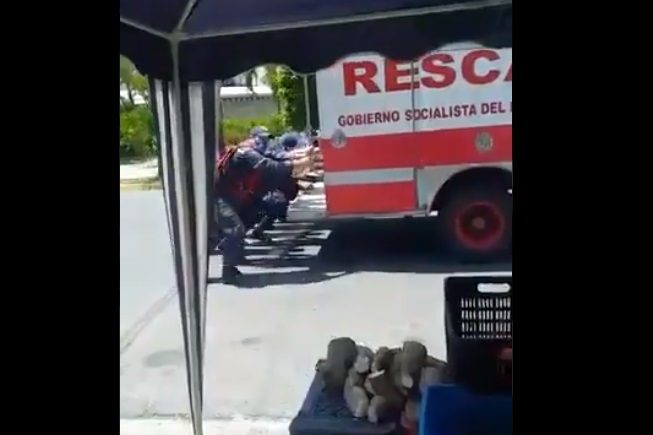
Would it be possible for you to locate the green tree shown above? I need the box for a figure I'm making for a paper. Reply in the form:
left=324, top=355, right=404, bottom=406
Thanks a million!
left=120, top=56, right=154, bottom=158
left=264, top=66, right=319, bottom=131
left=243, top=68, right=265, bottom=90
left=120, top=56, right=149, bottom=110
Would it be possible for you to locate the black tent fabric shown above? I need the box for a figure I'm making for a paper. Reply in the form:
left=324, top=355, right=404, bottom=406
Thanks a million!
left=121, top=0, right=511, bottom=81
left=147, top=79, right=218, bottom=434
left=119, top=1, right=511, bottom=434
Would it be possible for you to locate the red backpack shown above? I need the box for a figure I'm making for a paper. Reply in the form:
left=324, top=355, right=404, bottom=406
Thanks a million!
left=215, top=148, right=261, bottom=203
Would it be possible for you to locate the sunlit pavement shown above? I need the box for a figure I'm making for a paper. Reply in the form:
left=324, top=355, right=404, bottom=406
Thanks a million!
left=120, top=418, right=290, bottom=435
left=120, top=190, right=510, bottom=427
left=120, top=158, right=158, bottom=181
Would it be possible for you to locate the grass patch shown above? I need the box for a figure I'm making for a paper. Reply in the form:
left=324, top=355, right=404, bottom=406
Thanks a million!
left=120, top=177, right=162, bottom=191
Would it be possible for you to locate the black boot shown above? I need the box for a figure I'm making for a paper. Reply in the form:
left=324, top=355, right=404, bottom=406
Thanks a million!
left=251, top=216, right=274, bottom=243
left=251, top=228, right=273, bottom=244
left=222, top=265, right=243, bottom=285
left=260, top=216, right=275, bottom=231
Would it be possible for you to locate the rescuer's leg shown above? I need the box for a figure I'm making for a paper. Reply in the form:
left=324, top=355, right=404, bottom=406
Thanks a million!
left=240, top=206, right=260, bottom=232
left=267, top=190, right=290, bottom=223
left=215, top=198, right=246, bottom=284
left=252, top=215, right=273, bottom=240
left=277, top=198, right=290, bottom=222
left=238, top=201, right=270, bottom=243
left=250, top=194, right=275, bottom=243
left=210, top=200, right=226, bottom=251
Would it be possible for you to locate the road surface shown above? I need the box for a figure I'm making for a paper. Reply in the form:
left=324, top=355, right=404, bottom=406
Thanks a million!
left=120, top=190, right=510, bottom=431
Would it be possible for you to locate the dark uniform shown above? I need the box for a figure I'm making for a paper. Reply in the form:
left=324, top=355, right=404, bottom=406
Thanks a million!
left=254, top=132, right=309, bottom=224
left=278, top=131, right=309, bottom=152
left=246, top=128, right=300, bottom=238
left=239, top=129, right=281, bottom=241
left=256, top=139, right=297, bottom=229
left=214, top=146, right=294, bottom=284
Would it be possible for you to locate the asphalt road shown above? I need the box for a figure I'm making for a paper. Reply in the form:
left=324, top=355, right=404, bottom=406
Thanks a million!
left=119, top=191, right=511, bottom=422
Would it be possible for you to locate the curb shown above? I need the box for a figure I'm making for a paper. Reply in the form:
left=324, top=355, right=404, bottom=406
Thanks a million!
left=120, top=417, right=290, bottom=435
left=120, top=177, right=162, bottom=191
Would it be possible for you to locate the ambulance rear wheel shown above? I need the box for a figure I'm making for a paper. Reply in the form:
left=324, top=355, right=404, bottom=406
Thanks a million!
left=440, top=188, right=512, bottom=261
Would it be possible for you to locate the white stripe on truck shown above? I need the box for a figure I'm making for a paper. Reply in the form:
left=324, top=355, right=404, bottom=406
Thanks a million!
left=324, top=168, right=414, bottom=186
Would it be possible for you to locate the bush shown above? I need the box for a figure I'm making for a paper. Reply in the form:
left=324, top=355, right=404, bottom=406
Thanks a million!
left=120, top=106, right=155, bottom=158
left=119, top=106, right=288, bottom=158
left=222, top=114, right=285, bottom=145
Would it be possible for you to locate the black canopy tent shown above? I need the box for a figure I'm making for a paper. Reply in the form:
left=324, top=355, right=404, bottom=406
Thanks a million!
left=119, top=0, right=512, bottom=433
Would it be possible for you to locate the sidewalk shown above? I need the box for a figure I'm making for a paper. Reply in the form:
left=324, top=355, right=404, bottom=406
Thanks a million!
left=120, top=158, right=159, bottom=182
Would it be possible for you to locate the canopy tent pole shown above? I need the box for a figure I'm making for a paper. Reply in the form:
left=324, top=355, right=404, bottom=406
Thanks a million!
left=142, top=2, right=212, bottom=433
left=215, top=81, right=225, bottom=158
left=302, top=74, right=312, bottom=135
left=148, top=47, right=217, bottom=435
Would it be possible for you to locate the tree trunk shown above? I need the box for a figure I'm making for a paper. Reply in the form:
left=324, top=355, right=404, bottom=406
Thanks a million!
left=126, top=85, right=135, bottom=107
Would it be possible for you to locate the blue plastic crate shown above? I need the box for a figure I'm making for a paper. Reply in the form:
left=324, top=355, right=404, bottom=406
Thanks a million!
left=419, top=385, right=512, bottom=435
left=289, top=370, right=398, bottom=435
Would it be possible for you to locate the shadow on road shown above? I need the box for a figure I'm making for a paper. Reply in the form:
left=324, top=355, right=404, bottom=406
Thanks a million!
left=208, top=217, right=511, bottom=287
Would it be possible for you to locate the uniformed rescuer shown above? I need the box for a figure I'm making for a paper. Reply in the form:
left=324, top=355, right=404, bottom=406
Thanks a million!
left=213, top=141, right=319, bottom=284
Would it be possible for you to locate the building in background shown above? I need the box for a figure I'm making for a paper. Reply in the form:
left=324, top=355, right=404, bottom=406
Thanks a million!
left=222, top=66, right=269, bottom=88
left=220, top=86, right=276, bottom=118
left=120, top=67, right=277, bottom=118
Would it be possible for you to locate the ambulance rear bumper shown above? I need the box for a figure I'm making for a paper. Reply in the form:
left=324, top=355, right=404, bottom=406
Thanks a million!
left=286, top=182, right=427, bottom=223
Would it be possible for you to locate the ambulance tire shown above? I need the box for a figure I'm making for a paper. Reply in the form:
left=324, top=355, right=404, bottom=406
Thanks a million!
left=439, top=187, right=512, bottom=262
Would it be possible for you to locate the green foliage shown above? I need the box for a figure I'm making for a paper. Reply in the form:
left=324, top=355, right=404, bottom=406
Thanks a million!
left=265, top=66, right=319, bottom=131
left=120, top=55, right=149, bottom=109
left=120, top=106, right=156, bottom=157
left=222, top=114, right=285, bottom=145
left=119, top=60, right=296, bottom=158
left=120, top=56, right=154, bottom=158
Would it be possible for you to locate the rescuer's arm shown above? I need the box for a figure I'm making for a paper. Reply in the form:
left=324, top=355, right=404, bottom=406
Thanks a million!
left=271, top=145, right=311, bottom=161
left=259, top=141, right=293, bottom=161
left=254, top=148, right=317, bottom=189
left=292, top=145, right=321, bottom=178
left=249, top=148, right=292, bottom=189
left=290, top=155, right=314, bottom=179
left=272, top=149, right=294, bottom=161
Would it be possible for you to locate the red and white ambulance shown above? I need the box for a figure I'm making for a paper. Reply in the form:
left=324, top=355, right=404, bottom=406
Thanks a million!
left=315, top=43, right=512, bottom=259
